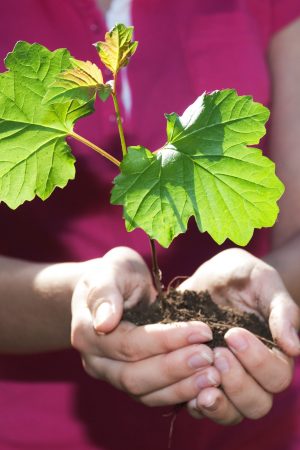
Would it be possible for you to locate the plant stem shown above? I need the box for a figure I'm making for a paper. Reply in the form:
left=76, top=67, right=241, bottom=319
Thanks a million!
left=70, top=131, right=120, bottom=167
left=110, top=78, right=165, bottom=300
left=149, top=238, right=164, bottom=300
left=111, top=76, right=127, bottom=157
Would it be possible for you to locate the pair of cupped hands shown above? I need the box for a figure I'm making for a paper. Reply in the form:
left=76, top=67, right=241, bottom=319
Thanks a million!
left=71, top=247, right=300, bottom=424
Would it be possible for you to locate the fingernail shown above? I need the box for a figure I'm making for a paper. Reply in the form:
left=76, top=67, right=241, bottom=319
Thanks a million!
left=93, top=302, right=114, bottom=330
left=214, top=351, right=230, bottom=373
left=189, top=398, right=197, bottom=409
left=188, top=399, right=204, bottom=419
left=225, top=331, right=248, bottom=352
left=195, top=371, right=219, bottom=389
left=188, top=351, right=213, bottom=369
left=200, top=392, right=219, bottom=410
left=188, top=329, right=212, bottom=343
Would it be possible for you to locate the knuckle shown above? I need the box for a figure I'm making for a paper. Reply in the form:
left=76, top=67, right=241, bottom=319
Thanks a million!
left=118, top=338, right=137, bottom=361
left=256, top=262, right=277, bottom=281
left=119, top=368, right=143, bottom=396
left=160, top=328, right=173, bottom=352
left=170, top=379, right=188, bottom=402
left=161, top=352, right=177, bottom=381
left=115, top=324, right=140, bottom=361
left=81, top=357, right=99, bottom=379
left=71, top=324, right=87, bottom=352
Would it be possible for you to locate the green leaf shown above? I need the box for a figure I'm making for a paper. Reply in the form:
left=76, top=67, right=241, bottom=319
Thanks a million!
left=94, top=23, right=138, bottom=75
left=98, top=81, right=113, bottom=102
left=43, top=58, right=112, bottom=104
left=0, top=41, right=94, bottom=209
left=111, top=89, right=284, bottom=247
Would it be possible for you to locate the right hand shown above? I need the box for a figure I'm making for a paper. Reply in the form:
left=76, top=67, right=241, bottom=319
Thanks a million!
left=71, top=246, right=219, bottom=406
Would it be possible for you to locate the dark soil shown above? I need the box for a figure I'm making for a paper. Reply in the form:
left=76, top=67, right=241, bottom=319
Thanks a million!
left=123, top=289, right=275, bottom=348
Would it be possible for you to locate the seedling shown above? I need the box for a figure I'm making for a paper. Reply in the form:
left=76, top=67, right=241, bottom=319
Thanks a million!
left=0, top=24, right=284, bottom=294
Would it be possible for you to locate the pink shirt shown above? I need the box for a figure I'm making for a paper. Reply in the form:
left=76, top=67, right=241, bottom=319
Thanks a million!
left=0, top=1, right=300, bottom=448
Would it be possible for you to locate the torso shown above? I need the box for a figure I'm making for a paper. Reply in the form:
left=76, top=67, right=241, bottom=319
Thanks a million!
left=0, top=1, right=299, bottom=449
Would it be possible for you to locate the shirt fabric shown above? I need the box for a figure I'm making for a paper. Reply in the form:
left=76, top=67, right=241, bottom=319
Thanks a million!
left=0, top=1, right=300, bottom=449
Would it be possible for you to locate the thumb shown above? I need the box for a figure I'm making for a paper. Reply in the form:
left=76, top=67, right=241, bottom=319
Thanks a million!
left=269, top=292, right=300, bottom=356
left=91, top=286, right=124, bottom=335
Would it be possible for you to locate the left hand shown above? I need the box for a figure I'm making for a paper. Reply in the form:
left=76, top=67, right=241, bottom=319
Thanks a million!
left=179, top=248, right=300, bottom=424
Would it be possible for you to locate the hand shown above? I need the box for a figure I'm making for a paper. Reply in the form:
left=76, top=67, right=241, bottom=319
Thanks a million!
left=71, top=246, right=220, bottom=406
left=179, top=248, right=300, bottom=423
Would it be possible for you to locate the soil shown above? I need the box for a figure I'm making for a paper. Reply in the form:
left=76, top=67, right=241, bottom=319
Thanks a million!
left=123, top=289, right=275, bottom=348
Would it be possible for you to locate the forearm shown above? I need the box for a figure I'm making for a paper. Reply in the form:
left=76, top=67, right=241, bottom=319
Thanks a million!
left=0, top=256, right=87, bottom=354
left=264, top=19, right=300, bottom=307
left=264, top=233, right=300, bottom=307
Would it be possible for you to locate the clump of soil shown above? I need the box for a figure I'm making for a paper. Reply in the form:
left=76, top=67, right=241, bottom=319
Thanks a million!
left=123, top=289, right=275, bottom=348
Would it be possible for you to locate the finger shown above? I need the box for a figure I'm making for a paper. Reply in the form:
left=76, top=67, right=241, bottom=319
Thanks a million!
left=188, top=387, right=243, bottom=425
left=84, top=342, right=215, bottom=387
left=72, top=294, right=213, bottom=360
left=177, top=273, right=201, bottom=292
left=225, top=328, right=293, bottom=393
left=213, top=347, right=273, bottom=419
left=125, top=344, right=215, bottom=396
left=102, top=246, right=157, bottom=306
left=186, top=399, right=204, bottom=419
left=89, top=285, right=124, bottom=334
left=268, top=292, right=300, bottom=356
left=73, top=246, right=157, bottom=335
left=139, top=367, right=220, bottom=407
left=71, top=269, right=124, bottom=335
left=91, top=279, right=157, bottom=334
left=96, top=320, right=213, bottom=361
left=83, top=344, right=216, bottom=398
left=71, top=288, right=102, bottom=354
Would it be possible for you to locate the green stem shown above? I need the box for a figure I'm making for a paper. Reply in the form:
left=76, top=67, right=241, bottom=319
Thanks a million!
left=112, top=78, right=127, bottom=157
left=149, top=238, right=164, bottom=300
left=70, top=131, right=120, bottom=167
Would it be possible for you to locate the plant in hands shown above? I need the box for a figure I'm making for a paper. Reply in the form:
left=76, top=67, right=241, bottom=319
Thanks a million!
left=71, top=246, right=220, bottom=410
left=1, top=23, right=299, bottom=427
left=0, top=24, right=284, bottom=335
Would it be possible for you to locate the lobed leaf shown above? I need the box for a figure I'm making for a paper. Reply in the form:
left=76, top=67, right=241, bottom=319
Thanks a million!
left=111, top=90, right=284, bottom=247
left=43, top=59, right=112, bottom=104
left=0, top=41, right=94, bottom=208
left=94, top=23, right=138, bottom=75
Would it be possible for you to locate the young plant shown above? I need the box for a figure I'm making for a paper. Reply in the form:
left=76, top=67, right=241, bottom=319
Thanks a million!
left=0, top=24, right=284, bottom=294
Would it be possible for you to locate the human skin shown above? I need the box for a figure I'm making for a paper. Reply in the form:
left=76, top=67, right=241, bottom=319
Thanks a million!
left=0, top=244, right=297, bottom=414
left=0, top=248, right=220, bottom=406
left=183, top=17, right=300, bottom=423
left=73, top=14, right=300, bottom=422
left=181, top=249, right=299, bottom=423
left=1, top=3, right=299, bottom=424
